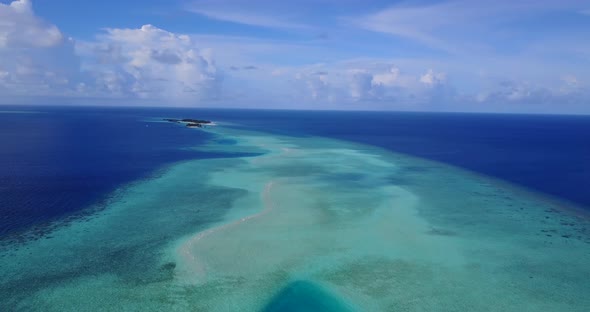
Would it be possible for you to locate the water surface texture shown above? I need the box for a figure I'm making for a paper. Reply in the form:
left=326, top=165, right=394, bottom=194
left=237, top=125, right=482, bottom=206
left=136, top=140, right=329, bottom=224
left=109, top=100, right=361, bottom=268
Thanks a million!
left=0, top=107, right=589, bottom=311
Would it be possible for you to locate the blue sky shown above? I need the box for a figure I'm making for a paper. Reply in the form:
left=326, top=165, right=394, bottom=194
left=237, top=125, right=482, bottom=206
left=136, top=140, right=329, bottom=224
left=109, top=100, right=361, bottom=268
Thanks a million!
left=0, top=0, right=589, bottom=113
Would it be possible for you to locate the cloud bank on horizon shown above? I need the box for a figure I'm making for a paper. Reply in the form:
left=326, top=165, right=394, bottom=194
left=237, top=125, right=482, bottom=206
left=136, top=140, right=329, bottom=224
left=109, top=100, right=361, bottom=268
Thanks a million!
left=0, top=0, right=589, bottom=113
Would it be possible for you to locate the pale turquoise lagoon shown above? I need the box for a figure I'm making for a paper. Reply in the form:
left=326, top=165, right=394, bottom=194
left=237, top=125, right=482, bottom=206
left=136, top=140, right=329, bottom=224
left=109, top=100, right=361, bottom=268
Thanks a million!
left=1, top=125, right=589, bottom=311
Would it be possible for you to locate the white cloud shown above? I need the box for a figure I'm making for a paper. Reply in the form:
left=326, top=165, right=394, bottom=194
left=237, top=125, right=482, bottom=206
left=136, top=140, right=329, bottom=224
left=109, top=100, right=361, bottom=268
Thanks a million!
left=349, top=69, right=373, bottom=100
left=0, top=0, right=588, bottom=113
left=340, top=65, right=447, bottom=104
left=354, top=0, right=590, bottom=54
left=78, top=25, right=223, bottom=102
left=354, top=2, right=460, bottom=53
left=188, top=8, right=306, bottom=30
left=306, top=72, right=329, bottom=100
left=420, top=69, right=446, bottom=86
left=186, top=0, right=309, bottom=30
left=474, top=78, right=590, bottom=114
left=372, top=67, right=400, bottom=87
left=560, top=74, right=581, bottom=94
left=0, top=0, right=63, bottom=48
left=278, top=62, right=455, bottom=110
left=0, top=0, right=80, bottom=98
left=276, top=60, right=579, bottom=113
left=0, top=3, right=223, bottom=105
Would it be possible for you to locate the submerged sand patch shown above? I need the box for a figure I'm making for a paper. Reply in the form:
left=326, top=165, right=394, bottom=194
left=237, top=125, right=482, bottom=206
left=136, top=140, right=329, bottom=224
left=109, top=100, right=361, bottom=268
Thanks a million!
left=1, top=125, right=589, bottom=311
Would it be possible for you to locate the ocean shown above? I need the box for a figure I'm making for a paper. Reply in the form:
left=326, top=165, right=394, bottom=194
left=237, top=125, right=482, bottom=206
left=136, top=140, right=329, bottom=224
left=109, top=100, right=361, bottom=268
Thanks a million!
left=0, top=107, right=255, bottom=235
left=1, top=106, right=589, bottom=311
left=200, top=109, right=590, bottom=209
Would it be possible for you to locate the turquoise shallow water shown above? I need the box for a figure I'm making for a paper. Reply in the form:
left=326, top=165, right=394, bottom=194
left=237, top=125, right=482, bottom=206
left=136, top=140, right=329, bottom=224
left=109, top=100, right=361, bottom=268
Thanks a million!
left=1, top=123, right=589, bottom=311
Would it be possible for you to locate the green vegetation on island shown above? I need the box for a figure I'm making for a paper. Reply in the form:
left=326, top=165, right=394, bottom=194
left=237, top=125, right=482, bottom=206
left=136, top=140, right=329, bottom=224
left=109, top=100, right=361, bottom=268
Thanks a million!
left=164, top=118, right=212, bottom=128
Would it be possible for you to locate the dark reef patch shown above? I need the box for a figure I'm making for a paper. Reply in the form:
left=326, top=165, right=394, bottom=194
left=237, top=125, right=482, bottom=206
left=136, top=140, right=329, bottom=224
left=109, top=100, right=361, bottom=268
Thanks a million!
left=261, top=280, right=354, bottom=312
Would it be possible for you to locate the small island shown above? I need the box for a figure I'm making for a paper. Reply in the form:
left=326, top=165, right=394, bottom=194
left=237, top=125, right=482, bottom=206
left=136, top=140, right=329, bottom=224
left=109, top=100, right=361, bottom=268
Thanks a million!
left=163, top=118, right=213, bottom=128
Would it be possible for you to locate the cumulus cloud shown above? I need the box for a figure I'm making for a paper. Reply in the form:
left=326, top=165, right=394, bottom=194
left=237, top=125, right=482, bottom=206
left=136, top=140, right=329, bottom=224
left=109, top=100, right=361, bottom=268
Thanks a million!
left=0, top=0, right=80, bottom=98
left=0, top=0, right=587, bottom=113
left=0, top=0, right=63, bottom=48
left=83, top=24, right=222, bottom=102
left=420, top=69, right=446, bottom=86
left=371, top=67, right=401, bottom=87
left=290, top=69, right=333, bottom=102
left=283, top=63, right=456, bottom=111
left=341, top=65, right=450, bottom=105
left=306, top=74, right=329, bottom=100
left=349, top=69, right=374, bottom=100
left=473, top=77, right=590, bottom=113
left=0, top=0, right=223, bottom=105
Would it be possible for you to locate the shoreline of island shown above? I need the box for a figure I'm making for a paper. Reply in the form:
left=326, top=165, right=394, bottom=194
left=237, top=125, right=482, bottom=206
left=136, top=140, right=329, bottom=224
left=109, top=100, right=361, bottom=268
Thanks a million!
left=163, top=118, right=217, bottom=128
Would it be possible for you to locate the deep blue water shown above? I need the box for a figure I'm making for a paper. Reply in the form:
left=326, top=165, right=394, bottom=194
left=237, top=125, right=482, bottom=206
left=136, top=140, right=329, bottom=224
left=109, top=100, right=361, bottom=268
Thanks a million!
left=1, top=106, right=589, bottom=236
left=198, top=109, right=590, bottom=210
left=262, top=281, right=353, bottom=312
left=0, top=106, right=251, bottom=235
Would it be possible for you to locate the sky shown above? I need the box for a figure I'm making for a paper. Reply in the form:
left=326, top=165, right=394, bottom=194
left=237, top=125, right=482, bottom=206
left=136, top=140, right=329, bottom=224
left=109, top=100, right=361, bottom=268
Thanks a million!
left=0, top=0, right=589, bottom=113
